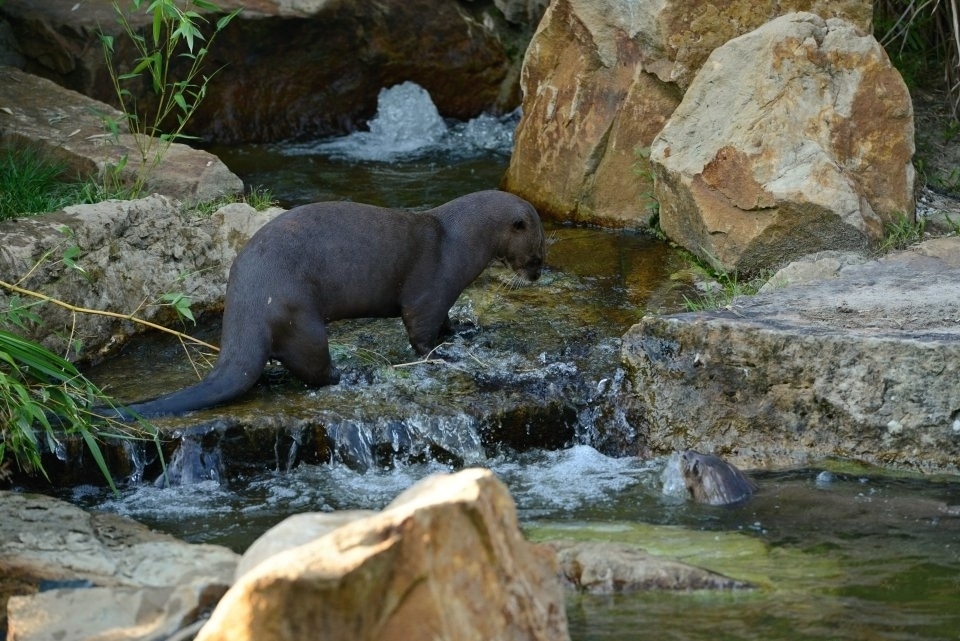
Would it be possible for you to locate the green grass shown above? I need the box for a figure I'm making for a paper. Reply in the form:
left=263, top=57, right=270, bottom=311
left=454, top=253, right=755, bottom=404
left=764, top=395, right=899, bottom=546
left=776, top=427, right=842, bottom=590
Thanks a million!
left=878, top=212, right=926, bottom=252
left=0, top=147, right=87, bottom=220
left=677, top=249, right=770, bottom=312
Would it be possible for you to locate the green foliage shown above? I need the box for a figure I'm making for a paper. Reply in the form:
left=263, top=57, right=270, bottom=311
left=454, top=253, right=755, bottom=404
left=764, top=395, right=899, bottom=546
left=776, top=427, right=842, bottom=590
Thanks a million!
left=0, top=146, right=136, bottom=220
left=633, top=146, right=660, bottom=220
left=876, top=0, right=960, bottom=116
left=0, top=147, right=81, bottom=220
left=944, top=212, right=960, bottom=234
left=0, top=239, right=167, bottom=490
left=0, top=326, right=159, bottom=492
left=99, top=0, right=241, bottom=195
left=193, top=185, right=278, bottom=216
left=679, top=249, right=769, bottom=312
left=878, top=212, right=926, bottom=252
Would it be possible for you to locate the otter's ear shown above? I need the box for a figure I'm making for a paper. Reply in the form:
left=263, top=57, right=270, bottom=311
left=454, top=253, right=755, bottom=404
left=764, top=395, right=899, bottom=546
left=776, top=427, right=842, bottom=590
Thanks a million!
left=512, top=218, right=527, bottom=231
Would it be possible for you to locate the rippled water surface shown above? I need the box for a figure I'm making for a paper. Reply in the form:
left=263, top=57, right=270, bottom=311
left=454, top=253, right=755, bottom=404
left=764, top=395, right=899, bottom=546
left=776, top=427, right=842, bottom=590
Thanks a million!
left=67, top=83, right=960, bottom=641
left=65, top=447, right=960, bottom=641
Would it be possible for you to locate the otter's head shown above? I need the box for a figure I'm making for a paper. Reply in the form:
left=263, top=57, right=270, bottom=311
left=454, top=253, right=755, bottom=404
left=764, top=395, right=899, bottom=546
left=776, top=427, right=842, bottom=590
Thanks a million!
left=500, top=198, right=545, bottom=282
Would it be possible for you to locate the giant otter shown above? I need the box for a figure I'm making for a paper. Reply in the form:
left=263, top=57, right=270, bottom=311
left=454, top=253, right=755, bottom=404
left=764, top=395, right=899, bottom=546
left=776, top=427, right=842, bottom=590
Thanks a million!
left=678, top=450, right=757, bottom=506
left=118, top=190, right=545, bottom=418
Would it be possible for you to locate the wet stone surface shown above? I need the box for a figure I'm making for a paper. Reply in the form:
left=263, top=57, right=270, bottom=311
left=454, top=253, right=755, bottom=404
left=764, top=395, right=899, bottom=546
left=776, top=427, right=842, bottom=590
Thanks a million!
left=53, top=228, right=689, bottom=488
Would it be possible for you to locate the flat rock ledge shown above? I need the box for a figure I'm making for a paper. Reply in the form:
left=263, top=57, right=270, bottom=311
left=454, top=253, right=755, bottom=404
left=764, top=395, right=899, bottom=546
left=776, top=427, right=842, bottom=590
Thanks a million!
left=622, top=237, right=960, bottom=474
left=1, top=491, right=239, bottom=640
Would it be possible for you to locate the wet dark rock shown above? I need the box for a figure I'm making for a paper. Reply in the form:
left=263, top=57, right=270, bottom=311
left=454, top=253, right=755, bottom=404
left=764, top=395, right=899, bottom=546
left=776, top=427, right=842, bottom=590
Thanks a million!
left=0, top=0, right=545, bottom=144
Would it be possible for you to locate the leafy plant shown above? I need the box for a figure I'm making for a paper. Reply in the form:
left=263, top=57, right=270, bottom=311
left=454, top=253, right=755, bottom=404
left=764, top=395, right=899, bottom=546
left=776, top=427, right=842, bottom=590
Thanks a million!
left=99, top=0, right=241, bottom=195
left=633, top=146, right=661, bottom=220
left=0, top=327, right=158, bottom=492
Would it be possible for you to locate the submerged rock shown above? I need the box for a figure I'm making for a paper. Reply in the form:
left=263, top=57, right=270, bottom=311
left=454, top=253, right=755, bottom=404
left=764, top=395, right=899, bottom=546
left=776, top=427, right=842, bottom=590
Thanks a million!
left=549, top=540, right=753, bottom=592
left=195, top=468, right=571, bottom=641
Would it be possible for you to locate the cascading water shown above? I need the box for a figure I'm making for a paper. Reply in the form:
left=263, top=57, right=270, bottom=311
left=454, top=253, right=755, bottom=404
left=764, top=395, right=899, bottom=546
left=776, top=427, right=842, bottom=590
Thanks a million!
left=212, top=81, right=520, bottom=208
left=47, top=82, right=960, bottom=641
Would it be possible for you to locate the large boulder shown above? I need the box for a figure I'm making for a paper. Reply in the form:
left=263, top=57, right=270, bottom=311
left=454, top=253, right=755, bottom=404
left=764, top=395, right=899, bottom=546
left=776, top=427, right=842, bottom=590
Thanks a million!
left=0, top=196, right=280, bottom=361
left=503, top=0, right=872, bottom=228
left=651, top=13, right=915, bottom=273
left=195, top=468, right=570, bottom=641
left=1, top=491, right=238, bottom=641
left=620, top=237, right=960, bottom=475
left=0, top=0, right=542, bottom=144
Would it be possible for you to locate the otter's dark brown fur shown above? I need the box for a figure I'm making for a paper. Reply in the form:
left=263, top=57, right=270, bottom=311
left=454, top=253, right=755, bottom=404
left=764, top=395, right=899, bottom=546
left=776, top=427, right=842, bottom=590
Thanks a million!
left=121, top=190, right=545, bottom=418
left=679, top=450, right=757, bottom=506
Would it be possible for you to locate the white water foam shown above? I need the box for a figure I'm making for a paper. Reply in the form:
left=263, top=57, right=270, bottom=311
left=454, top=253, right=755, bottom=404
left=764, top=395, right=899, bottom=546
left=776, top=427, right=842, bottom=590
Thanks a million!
left=283, top=81, right=519, bottom=162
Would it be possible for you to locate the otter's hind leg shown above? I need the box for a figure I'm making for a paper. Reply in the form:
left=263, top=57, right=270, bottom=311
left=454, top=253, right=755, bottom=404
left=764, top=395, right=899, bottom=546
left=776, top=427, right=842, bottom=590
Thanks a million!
left=275, top=317, right=339, bottom=385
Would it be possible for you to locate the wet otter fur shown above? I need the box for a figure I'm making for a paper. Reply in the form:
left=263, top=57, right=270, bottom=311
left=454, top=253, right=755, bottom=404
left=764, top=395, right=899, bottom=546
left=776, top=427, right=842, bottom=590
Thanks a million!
left=679, top=450, right=757, bottom=506
left=116, top=190, right=545, bottom=418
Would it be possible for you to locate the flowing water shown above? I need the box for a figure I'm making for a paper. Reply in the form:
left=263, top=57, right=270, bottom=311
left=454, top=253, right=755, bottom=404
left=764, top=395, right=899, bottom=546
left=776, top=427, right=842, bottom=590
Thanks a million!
left=65, top=83, right=960, bottom=640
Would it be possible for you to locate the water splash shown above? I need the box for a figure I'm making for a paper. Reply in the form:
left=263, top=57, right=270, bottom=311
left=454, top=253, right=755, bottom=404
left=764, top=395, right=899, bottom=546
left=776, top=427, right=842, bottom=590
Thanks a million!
left=283, top=81, right=519, bottom=162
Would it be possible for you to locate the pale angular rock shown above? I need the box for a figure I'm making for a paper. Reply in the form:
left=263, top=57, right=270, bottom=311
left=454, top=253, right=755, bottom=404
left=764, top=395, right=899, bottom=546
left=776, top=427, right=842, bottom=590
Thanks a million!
left=503, top=0, right=678, bottom=228
left=651, top=13, right=915, bottom=273
left=196, top=468, right=570, bottom=641
left=7, top=583, right=225, bottom=641
left=235, top=510, right=376, bottom=580
left=621, top=237, right=960, bottom=474
left=504, top=0, right=871, bottom=229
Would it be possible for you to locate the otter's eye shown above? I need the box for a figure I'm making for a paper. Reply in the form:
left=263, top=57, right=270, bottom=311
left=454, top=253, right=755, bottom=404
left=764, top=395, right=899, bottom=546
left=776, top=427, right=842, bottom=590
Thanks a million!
left=513, top=219, right=527, bottom=231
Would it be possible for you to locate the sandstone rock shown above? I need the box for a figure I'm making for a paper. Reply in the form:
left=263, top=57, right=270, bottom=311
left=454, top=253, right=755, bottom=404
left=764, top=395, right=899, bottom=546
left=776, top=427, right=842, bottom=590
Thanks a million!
left=235, top=510, right=376, bottom=580
left=503, top=0, right=679, bottom=228
left=621, top=237, right=960, bottom=474
left=195, top=468, right=570, bottom=641
left=548, top=540, right=752, bottom=592
left=504, top=0, right=871, bottom=229
left=0, top=66, right=243, bottom=204
left=0, top=0, right=540, bottom=144
left=651, top=13, right=915, bottom=273
left=0, top=491, right=238, bottom=640
left=0, top=196, right=281, bottom=361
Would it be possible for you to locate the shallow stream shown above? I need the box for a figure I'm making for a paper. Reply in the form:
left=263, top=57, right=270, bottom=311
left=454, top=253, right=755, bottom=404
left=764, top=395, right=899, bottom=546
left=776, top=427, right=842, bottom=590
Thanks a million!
left=71, top=84, right=960, bottom=640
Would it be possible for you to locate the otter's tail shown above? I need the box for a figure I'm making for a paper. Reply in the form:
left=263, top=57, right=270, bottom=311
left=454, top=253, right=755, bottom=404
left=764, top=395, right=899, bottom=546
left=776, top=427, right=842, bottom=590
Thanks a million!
left=128, top=364, right=263, bottom=418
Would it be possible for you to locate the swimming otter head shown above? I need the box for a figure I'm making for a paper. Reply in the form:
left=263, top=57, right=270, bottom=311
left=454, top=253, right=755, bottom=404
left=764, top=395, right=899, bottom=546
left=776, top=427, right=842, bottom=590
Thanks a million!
left=499, top=198, right=545, bottom=282
left=679, top=450, right=757, bottom=506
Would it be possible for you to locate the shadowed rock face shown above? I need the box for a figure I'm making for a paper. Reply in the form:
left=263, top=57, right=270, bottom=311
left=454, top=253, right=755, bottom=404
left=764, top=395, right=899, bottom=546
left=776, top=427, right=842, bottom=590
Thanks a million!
left=0, top=0, right=543, bottom=144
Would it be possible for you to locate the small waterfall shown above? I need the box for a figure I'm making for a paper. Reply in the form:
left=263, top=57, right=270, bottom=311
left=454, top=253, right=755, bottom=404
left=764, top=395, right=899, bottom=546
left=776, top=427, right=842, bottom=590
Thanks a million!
left=283, top=81, right=519, bottom=162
